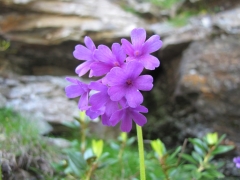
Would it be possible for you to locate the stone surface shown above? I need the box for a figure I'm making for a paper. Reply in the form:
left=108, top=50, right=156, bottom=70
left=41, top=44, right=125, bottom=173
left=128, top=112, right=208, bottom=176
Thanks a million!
left=0, top=0, right=144, bottom=45
left=174, top=35, right=240, bottom=142
left=1, top=75, right=80, bottom=133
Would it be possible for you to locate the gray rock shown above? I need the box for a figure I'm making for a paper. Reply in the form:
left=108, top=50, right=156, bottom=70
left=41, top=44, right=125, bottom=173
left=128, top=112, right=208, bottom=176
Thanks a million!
left=213, top=7, right=240, bottom=34
left=1, top=76, right=80, bottom=134
left=0, top=0, right=144, bottom=45
left=174, top=35, right=240, bottom=142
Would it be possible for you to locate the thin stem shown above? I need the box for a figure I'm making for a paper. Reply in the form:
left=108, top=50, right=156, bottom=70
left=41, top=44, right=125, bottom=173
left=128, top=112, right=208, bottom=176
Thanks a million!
left=136, top=124, right=146, bottom=180
left=85, top=162, right=97, bottom=180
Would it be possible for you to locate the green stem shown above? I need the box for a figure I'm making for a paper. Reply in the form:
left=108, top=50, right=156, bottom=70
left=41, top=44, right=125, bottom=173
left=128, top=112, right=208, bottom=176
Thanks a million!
left=136, top=124, right=146, bottom=180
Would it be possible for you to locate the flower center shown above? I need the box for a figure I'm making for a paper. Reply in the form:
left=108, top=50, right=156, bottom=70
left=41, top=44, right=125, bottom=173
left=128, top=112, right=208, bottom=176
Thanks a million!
left=126, top=79, right=132, bottom=86
left=134, top=50, right=141, bottom=57
left=114, top=61, right=120, bottom=67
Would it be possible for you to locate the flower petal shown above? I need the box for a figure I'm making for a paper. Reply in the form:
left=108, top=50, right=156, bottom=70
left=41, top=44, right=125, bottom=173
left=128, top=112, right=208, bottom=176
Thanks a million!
left=75, top=61, right=92, bottom=76
left=94, top=45, right=113, bottom=63
left=86, top=107, right=104, bottom=119
left=125, top=87, right=143, bottom=108
left=73, top=45, right=92, bottom=61
left=90, top=62, right=112, bottom=77
left=84, top=36, right=96, bottom=51
left=121, top=39, right=134, bottom=56
left=125, top=61, right=143, bottom=79
left=121, top=112, right=132, bottom=132
left=88, top=81, right=107, bottom=91
left=101, top=113, right=111, bottom=126
left=108, top=85, right=126, bottom=101
left=138, top=54, right=160, bottom=70
left=134, top=105, right=148, bottom=113
left=65, top=85, right=84, bottom=98
left=142, top=35, right=162, bottom=54
left=131, top=111, right=147, bottom=126
left=131, top=28, right=146, bottom=48
left=134, top=75, right=153, bottom=91
left=105, top=100, right=119, bottom=117
left=112, top=43, right=126, bottom=64
left=89, top=92, right=108, bottom=110
left=78, top=92, right=89, bottom=110
left=109, top=109, right=123, bottom=126
left=65, top=77, right=80, bottom=84
left=104, top=67, right=126, bottom=86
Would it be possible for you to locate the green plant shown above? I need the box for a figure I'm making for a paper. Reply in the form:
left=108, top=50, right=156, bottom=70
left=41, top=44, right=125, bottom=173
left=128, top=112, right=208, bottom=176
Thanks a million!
left=0, top=39, right=10, bottom=51
left=0, top=108, right=41, bottom=151
left=149, top=133, right=234, bottom=180
left=148, top=0, right=180, bottom=9
left=53, top=112, right=117, bottom=180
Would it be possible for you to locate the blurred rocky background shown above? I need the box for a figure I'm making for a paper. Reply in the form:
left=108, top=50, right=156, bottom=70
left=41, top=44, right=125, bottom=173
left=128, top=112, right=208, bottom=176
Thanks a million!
left=1, top=0, right=240, bottom=178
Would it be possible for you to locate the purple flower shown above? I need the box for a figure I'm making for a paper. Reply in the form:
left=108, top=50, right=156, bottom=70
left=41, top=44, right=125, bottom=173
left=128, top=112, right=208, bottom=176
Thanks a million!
left=109, top=105, right=148, bottom=132
left=73, top=36, right=96, bottom=77
left=65, top=77, right=89, bottom=110
left=90, top=43, right=126, bottom=77
left=88, top=81, right=119, bottom=125
left=103, top=61, right=153, bottom=108
left=121, top=28, right=162, bottom=70
left=233, top=157, right=240, bottom=168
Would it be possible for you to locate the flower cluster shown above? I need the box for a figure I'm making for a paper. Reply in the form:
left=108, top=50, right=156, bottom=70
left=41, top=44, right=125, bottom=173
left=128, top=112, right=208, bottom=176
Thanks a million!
left=65, top=28, right=162, bottom=132
left=233, top=157, right=240, bottom=168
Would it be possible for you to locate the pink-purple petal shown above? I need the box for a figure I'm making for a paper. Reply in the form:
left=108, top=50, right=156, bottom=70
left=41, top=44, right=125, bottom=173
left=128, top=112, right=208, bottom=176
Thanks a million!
left=101, top=114, right=111, bottom=126
left=89, top=92, right=108, bottom=110
left=104, top=67, right=126, bottom=86
left=65, top=85, right=84, bottom=98
left=109, top=109, right=123, bottom=126
left=90, top=62, right=112, bottom=77
left=73, top=45, right=92, bottom=61
left=125, top=61, right=143, bottom=79
left=120, top=113, right=132, bottom=132
left=131, top=111, right=147, bottom=126
left=84, top=36, right=96, bottom=51
left=112, top=43, right=126, bottom=64
left=139, top=54, right=160, bottom=70
left=65, top=77, right=80, bottom=84
left=134, top=105, right=148, bottom=113
left=94, top=45, right=113, bottom=63
left=121, top=39, right=134, bottom=56
left=142, top=35, right=162, bottom=54
left=131, top=28, right=146, bottom=48
left=125, top=87, right=143, bottom=108
left=105, top=100, right=119, bottom=116
left=134, top=75, right=153, bottom=91
left=108, top=85, right=126, bottom=101
left=75, top=61, right=92, bottom=76
left=88, top=81, right=107, bottom=91
left=78, top=92, right=89, bottom=110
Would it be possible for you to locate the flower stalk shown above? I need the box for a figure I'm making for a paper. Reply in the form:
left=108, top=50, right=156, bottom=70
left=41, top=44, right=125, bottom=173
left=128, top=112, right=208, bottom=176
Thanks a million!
left=136, top=124, right=146, bottom=180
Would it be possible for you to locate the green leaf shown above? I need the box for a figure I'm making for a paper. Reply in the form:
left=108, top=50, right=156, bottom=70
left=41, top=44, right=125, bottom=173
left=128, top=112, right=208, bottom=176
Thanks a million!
left=192, top=151, right=203, bottom=163
left=191, top=170, right=202, bottom=180
left=126, top=137, right=136, bottom=146
left=182, top=164, right=197, bottom=171
left=206, top=132, right=218, bottom=145
left=119, top=132, right=127, bottom=142
left=202, top=169, right=225, bottom=179
left=169, top=146, right=181, bottom=160
left=150, top=139, right=166, bottom=158
left=92, top=139, right=104, bottom=158
left=67, top=151, right=87, bottom=176
left=62, top=120, right=80, bottom=129
left=110, top=142, right=120, bottom=150
left=189, top=138, right=207, bottom=156
left=212, top=145, right=234, bottom=155
left=181, top=153, right=198, bottom=164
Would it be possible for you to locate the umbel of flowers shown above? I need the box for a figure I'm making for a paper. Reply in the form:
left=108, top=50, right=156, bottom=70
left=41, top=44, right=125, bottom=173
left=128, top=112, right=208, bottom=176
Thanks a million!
left=65, top=28, right=162, bottom=132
